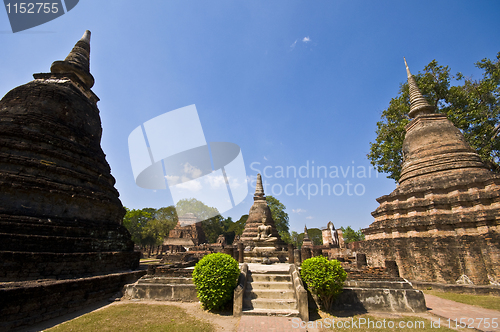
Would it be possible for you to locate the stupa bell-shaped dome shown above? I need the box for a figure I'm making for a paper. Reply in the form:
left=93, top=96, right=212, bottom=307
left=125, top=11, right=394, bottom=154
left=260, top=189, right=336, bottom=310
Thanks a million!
left=398, top=58, right=488, bottom=185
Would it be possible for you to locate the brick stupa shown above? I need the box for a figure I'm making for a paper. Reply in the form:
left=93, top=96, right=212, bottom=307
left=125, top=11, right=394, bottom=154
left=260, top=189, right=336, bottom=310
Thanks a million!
left=0, top=31, right=139, bottom=282
left=240, top=174, right=284, bottom=247
left=358, top=58, right=500, bottom=284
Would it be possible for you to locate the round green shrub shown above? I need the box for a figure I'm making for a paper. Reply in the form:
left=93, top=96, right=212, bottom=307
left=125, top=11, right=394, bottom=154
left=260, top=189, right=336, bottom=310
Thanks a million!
left=192, top=253, right=240, bottom=310
left=300, top=256, right=347, bottom=311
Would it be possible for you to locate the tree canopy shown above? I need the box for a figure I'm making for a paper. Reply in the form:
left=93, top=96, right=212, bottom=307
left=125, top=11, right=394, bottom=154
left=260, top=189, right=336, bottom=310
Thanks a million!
left=175, top=198, right=219, bottom=221
left=123, top=207, right=177, bottom=249
left=368, top=53, right=500, bottom=181
left=266, top=195, right=290, bottom=240
left=340, top=226, right=365, bottom=243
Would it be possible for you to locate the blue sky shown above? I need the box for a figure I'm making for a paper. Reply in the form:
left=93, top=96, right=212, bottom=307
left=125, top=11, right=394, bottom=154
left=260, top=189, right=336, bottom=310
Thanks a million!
left=1, top=1, right=499, bottom=233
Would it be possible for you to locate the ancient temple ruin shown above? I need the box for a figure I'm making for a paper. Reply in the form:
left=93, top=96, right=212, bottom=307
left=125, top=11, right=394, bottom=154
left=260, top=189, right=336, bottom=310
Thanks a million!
left=357, top=58, right=500, bottom=285
left=240, top=174, right=283, bottom=245
left=0, top=31, right=140, bottom=330
left=240, top=174, right=287, bottom=263
left=301, top=225, right=313, bottom=248
left=163, top=213, right=207, bottom=250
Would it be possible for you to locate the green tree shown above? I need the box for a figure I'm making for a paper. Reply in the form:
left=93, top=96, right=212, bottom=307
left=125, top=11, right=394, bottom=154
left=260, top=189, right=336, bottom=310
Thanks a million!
left=340, top=226, right=365, bottom=243
left=153, top=205, right=178, bottom=237
left=175, top=198, right=219, bottom=221
left=368, top=54, right=500, bottom=181
left=290, top=231, right=302, bottom=248
left=228, top=214, right=247, bottom=237
left=122, top=207, right=154, bottom=245
left=265, top=195, right=290, bottom=240
left=307, top=228, right=323, bottom=246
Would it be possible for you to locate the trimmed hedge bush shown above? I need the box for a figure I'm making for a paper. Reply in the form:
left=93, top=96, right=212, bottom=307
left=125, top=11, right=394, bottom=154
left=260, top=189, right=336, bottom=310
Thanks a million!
left=192, top=253, right=240, bottom=310
left=300, top=256, right=347, bottom=311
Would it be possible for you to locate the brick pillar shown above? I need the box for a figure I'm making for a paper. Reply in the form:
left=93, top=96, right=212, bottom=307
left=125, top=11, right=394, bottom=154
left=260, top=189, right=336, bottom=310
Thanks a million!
left=238, top=242, right=244, bottom=263
left=224, top=247, right=234, bottom=258
left=294, top=249, right=301, bottom=265
left=288, top=244, right=294, bottom=263
left=231, top=246, right=238, bottom=261
left=301, top=247, right=311, bottom=261
left=385, top=260, right=400, bottom=277
left=312, top=248, right=323, bottom=257
left=356, top=253, right=367, bottom=268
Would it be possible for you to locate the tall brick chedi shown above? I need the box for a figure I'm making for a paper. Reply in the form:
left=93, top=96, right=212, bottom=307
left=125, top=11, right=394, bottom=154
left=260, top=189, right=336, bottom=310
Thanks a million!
left=0, top=31, right=139, bottom=281
left=359, top=58, right=500, bottom=285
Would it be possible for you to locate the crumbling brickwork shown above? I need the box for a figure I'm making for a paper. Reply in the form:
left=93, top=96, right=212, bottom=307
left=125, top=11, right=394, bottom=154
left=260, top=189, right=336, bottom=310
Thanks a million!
left=0, top=31, right=140, bottom=330
left=357, top=60, right=500, bottom=285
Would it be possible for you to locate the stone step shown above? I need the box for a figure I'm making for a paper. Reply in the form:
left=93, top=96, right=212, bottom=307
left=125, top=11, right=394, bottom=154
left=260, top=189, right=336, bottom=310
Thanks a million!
left=247, top=281, right=294, bottom=290
left=345, top=280, right=413, bottom=289
left=248, top=270, right=290, bottom=275
left=248, top=274, right=291, bottom=282
left=138, top=277, right=193, bottom=285
left=245, top=289, right=296, bottom=300
left=243, top=298, right=297, bottom=310
left=241, top=308, right=300, bottom=317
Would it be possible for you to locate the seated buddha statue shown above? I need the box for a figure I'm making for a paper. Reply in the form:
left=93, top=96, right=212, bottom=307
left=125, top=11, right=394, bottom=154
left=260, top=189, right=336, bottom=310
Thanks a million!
left=253, top=217, right=277, bottom=242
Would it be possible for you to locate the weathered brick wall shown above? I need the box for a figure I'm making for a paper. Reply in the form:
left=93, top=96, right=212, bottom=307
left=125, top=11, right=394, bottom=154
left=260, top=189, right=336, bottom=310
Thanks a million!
left=0, top=251, right=140, bottom=282
left=0, top=270, right=146, bottom=331
left=355, top=229, right=500, bottom=284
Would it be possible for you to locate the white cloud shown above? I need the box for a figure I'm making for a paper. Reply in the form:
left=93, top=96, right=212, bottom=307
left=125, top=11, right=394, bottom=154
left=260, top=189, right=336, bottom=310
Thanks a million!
left=292, top=208, right=306, bottom=214
left=165, top=175, right=180, bottom=185
left=176, top=179, right=202, bottom=192
left=227, top=175, right=242, bottom=188
left=183, top=162, right=202, bottom=179
left=302, top=36, right=311, bottom=43
left=204, top=174, right=226, bottom=189
left=263, top=156, right=268, bottom=161
left=306, top=216, right=313, bottom=220
left=290, top=39, right=297, bottom=49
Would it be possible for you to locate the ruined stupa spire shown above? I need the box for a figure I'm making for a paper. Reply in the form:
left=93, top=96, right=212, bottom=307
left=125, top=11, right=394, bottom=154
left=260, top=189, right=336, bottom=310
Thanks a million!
left=404, top=57, right=435, bottom=118
left=255, top=173, right=265, bottom=197
left=303, top=225, right=310, bottom=240
left=51, top=30, right=95, bottom=89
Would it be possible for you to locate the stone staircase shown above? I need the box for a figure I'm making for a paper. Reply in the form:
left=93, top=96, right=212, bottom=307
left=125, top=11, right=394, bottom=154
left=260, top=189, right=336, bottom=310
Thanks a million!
left=242, top=268, right=300, bottom=317
left=123, top=268, right=198, bottom=301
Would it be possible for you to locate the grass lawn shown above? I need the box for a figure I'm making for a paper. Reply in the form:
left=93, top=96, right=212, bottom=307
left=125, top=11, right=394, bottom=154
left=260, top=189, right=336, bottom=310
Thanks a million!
left=45, top=303, right=215, bottom=332
left=424, top=290, right=500, bottom=311
left=318, top=315, right=461, bottom=331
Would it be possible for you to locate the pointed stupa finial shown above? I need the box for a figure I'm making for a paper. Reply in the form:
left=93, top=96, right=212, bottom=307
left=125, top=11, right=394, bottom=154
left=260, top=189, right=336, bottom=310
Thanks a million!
left=80, top=30, right=91, bottom=44
left=303, top=224, right=310, bottom=239
left=255, top=173, right=265, bottom=197
left=50, top=30, right=95, bottom=89
left=404, top=57, right=435, bottom=118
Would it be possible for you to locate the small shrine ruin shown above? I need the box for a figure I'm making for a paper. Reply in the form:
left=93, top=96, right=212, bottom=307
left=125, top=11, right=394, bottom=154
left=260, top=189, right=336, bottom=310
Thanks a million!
left=240, top=174, right=287, bottom=263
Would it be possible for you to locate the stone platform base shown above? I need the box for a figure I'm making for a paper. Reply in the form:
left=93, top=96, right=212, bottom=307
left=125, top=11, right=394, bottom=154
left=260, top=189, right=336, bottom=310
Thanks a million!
left=243, top=243, right=287, bottom=264
left=123, top=267, right=198, bottom=302
left=411, top=281, right=500, bottom=296
left=328, top=280, right=427, bottom=312
left=0, top=270, right=146, bottom=332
